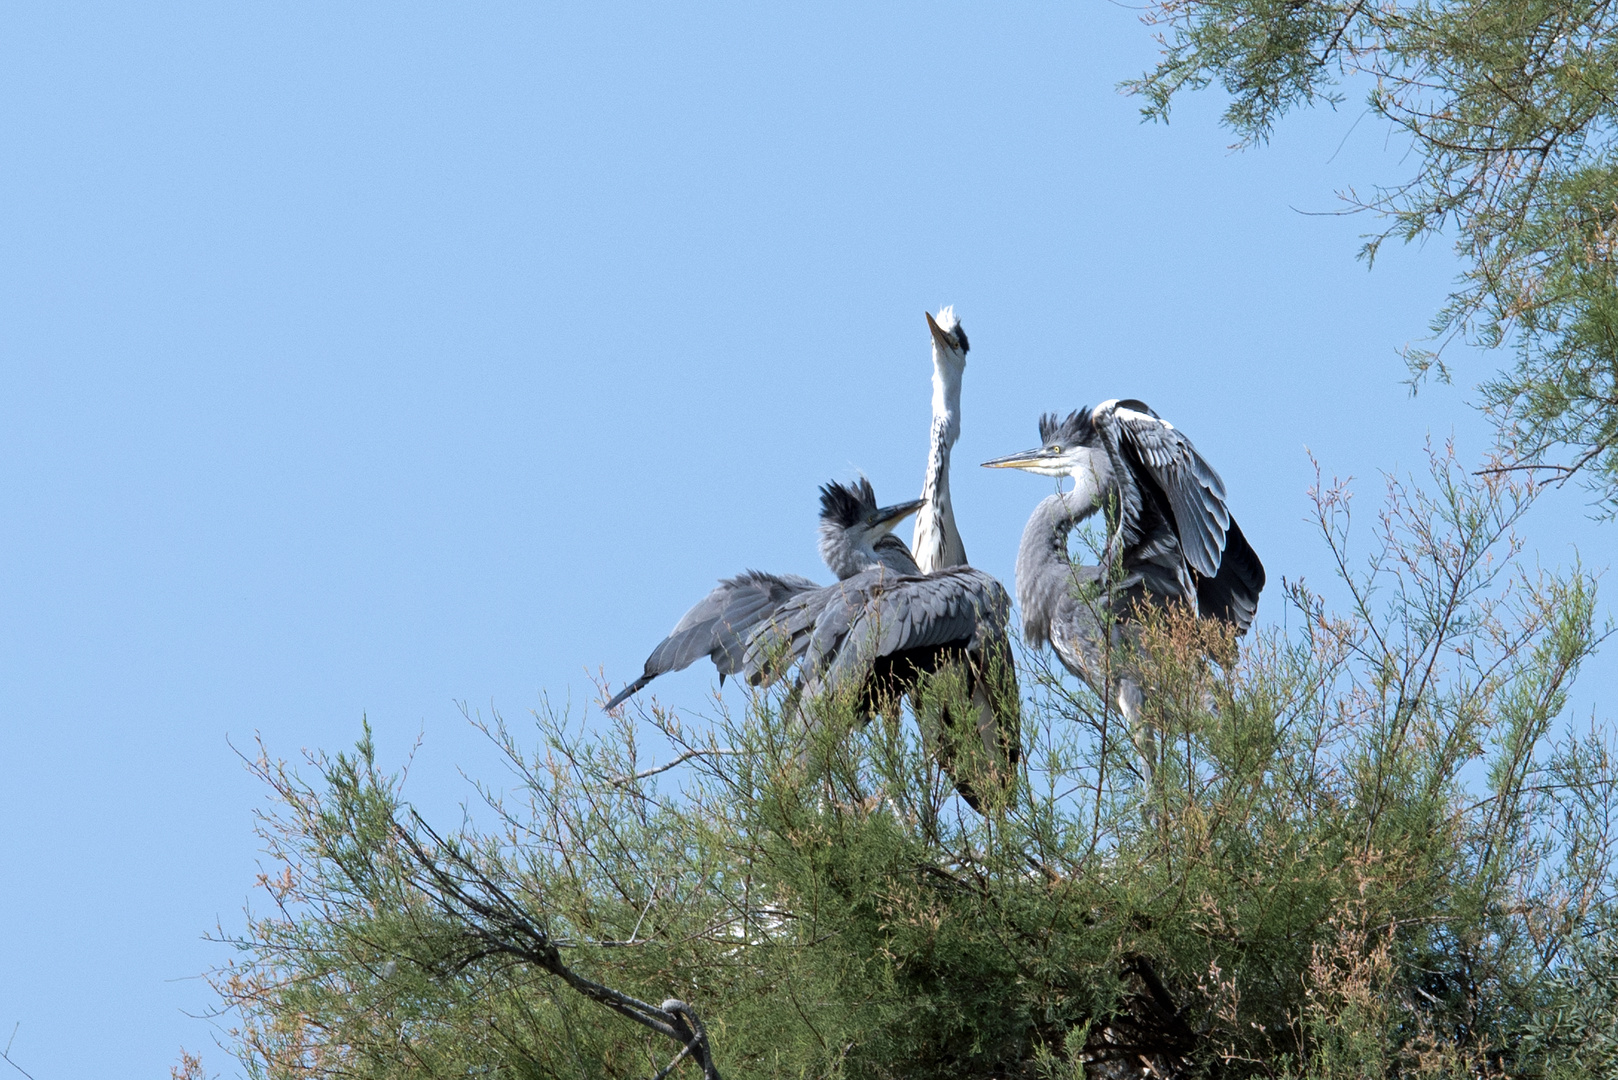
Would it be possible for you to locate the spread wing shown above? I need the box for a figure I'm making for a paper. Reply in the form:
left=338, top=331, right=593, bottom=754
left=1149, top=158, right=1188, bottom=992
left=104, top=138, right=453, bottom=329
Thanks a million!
left=1108, top=401, right=1232, bottom=580
left=742, top=567, right=1013, bottom=700
left=809, top=569, right=1012, bottom=700
left=743, top=567, right=1021, bottom=812
left=741, top=573, right=876, bottom=690
left=605, top=570, right=820, bottom=709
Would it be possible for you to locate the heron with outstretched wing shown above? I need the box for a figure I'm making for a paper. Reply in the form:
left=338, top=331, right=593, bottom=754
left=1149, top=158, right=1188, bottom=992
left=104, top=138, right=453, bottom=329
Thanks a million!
left=603, top=479, right=924, bottom=711
left=606, top=479, right=1019, bottom=810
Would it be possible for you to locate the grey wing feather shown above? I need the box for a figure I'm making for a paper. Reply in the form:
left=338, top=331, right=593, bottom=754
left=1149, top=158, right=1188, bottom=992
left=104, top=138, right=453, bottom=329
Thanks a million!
left=605, top=571, right=819, bottom=709
left=792, top=576, right=877, bottom=690
left=740, top=577, right=855, bottom=687
left=1113, top=405, right=1231, bottom=579
left=741, top=567, right=1015, bottom=705
left=738, top=567, right=1021, bottom=814
left=819, top=569, right=1012, bottom=697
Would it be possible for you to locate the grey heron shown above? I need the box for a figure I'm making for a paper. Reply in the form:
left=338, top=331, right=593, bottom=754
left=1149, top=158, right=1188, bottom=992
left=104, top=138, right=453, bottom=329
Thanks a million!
left=606, top=478, right=1020, bottom=810
left=983, top=402, right=1265, bottom=632
left=912, top=307, right=969, bottom=573
left=602, top=478, right=924, bottom=711
left=983, top=405, right=1265, bottom=777
left=985, top=429, right=1150, bottom=749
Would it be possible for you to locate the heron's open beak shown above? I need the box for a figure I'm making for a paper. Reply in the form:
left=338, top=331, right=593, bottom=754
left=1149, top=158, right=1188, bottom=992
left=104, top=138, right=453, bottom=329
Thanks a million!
left=873, top=497, right=926, bottom=531
left=981, top=447, right=1059, bottom=471
left=925, top=311, right=952, bottom=351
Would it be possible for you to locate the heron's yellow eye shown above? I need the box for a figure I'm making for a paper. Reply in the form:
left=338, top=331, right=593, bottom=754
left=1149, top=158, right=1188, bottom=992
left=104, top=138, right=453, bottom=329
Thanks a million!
left=1048, top=445, right=1061, bottom=453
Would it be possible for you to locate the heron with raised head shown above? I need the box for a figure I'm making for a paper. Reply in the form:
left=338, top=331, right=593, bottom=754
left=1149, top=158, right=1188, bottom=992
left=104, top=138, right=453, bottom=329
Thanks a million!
left=605, top=478, right=1020, bottom=810
left=912, top=307, right=970, bottom=574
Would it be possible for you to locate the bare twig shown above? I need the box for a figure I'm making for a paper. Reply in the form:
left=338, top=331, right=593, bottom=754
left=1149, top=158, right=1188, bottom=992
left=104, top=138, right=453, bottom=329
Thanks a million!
left=610, top=747, right=743, bottom=786
left=396, top=812, right=723, bottom=1079
left=649, top=1039, right=694, bottom=1080
left=2, top=1024, right=37, bottom=1080
left=1475, top=440, right=1608, bottom=487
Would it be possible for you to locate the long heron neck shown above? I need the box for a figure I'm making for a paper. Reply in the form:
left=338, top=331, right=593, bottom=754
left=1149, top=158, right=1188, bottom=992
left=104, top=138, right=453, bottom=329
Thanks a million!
left=913, top=356, right=966, bottom=572
left=1016, top=475, right=1105, bottom=645
left=929, top=356, right=963, bottom=448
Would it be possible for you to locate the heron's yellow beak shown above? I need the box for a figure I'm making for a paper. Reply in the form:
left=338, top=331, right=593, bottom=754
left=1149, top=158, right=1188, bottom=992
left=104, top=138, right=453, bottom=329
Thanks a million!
left=925, top=311, right=952, bottom=351
left=981, top=447, right=1058, bottom=470
left=873, top=497, right=926, bottom=531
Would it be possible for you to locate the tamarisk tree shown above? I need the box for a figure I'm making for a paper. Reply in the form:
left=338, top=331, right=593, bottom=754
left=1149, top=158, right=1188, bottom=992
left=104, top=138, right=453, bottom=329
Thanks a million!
left=211, top=450, right=1614, bottom=1078
left=1130, top=0, right=1618, bottom=511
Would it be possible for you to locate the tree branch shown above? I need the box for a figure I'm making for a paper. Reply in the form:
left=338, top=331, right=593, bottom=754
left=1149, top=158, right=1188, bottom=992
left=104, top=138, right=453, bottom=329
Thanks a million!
left=611, top=747, right=743, bottom=786
left=1, top=1023, right=36, bottom=1080
left=396, top=812, right=723, bottom=1079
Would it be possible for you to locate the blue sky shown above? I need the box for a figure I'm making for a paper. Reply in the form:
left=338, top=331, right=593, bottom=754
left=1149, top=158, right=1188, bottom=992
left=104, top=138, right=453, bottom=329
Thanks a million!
left=0, top=4, right=1609, bottom=1075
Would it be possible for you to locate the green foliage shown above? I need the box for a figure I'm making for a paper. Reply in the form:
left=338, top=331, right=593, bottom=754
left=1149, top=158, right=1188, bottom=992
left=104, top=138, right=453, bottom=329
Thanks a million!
left=1128, top=0, right=1618, bottom=512
left=1518, top=917, right=1618, bottom=1077
left=211, top=452, right=1615, bottom=1078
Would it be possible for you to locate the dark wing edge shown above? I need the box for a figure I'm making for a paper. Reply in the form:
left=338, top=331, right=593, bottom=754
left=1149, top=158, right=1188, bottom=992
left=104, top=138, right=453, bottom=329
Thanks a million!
left=1113, top=407, right=1231, bottom=579
left=741, top=567, right=1024, bottom=814
left=603, top=571, right=819, bottom=710
left=1195, top=517, right=1265, bottom=633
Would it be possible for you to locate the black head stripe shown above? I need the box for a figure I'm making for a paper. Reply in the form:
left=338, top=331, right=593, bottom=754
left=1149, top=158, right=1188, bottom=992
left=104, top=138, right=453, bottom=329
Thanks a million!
left=1037, top=408, right=1093, bottom=448
left=953, top=323, right=969, bottom=354
left=818, top=478, right=878, bottom=527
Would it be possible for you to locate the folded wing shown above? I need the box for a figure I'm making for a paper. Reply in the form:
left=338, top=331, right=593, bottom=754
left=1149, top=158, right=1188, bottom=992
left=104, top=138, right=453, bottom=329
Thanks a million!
left=1109, top=401, right=1231, bottom=580
left=1194, top=517, right=1265, bottom=633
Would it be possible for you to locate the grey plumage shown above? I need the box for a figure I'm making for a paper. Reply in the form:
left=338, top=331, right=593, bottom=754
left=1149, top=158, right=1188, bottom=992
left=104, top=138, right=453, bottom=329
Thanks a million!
left=819, top=478, right=924, bottom=577
left=607, top=477, right=1019, bottom=810
left=988, top=401, right=1265, bottom=633
left=1012, top=490, right=1148, bottom=727
left=605, top=479, right=921, bottom=712
left=602, top=571, right=819, bottom=711
left=985, top=403, right=1267, bottom=784
left=744, top=564, right=1013, bottom=704
left=1095, top=399, right=1263, bottom=630
left=742, top=559, right=1019, bottom=811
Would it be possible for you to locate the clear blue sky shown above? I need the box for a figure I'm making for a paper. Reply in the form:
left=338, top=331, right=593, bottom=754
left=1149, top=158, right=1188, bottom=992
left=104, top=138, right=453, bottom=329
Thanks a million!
left=0, top=4, right=1608, bottom=1075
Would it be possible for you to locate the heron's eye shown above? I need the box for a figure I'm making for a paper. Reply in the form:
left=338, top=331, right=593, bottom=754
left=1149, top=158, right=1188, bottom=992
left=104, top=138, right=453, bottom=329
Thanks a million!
left=1048, top=445, right=1062, bottom=453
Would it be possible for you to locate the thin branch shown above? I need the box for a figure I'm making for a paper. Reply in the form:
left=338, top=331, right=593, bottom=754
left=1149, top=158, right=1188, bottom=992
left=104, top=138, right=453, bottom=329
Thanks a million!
left=611, top=748, right=744, bottom=786
left=1315, top=0, right=1366, bottom=68
left=1, top=1025, right=36, bottom=1080
left=397, top=812, right=724, bottom=1078
left=649, top=1040, right=694, bottom=1080
left=1476, top=441, right=1609, bottom=486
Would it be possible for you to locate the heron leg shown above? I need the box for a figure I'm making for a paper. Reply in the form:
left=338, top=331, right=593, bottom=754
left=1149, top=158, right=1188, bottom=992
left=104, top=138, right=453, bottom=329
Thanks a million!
left=910, top=688, right=963, bottom=808
left=970, top=682, right=999, bottom=760
left=1117, top=676, right=1156, bottom=788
